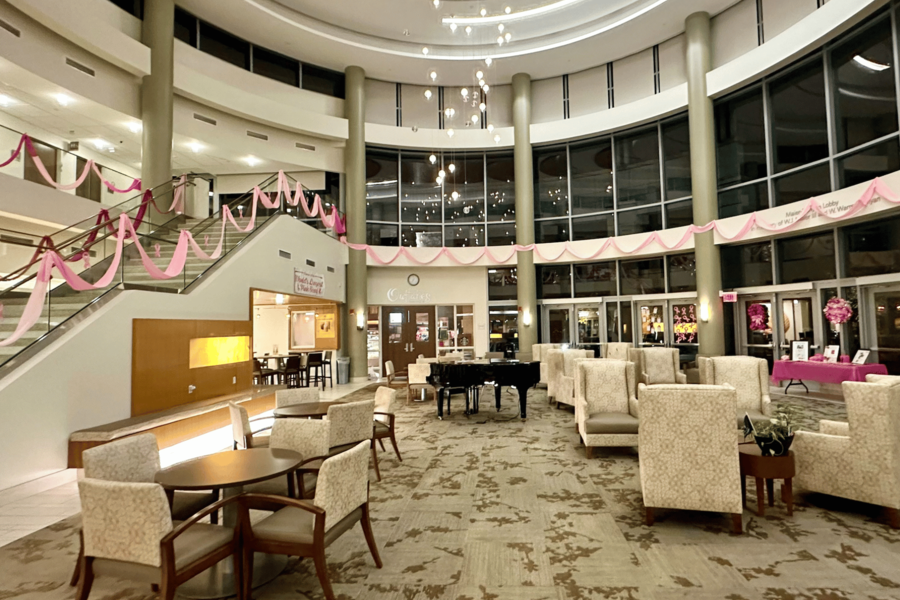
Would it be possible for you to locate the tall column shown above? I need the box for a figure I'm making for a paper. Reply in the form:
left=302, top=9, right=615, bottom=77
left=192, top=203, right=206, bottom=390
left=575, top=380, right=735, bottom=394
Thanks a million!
left=685, top=12, right=725, bottom=356
left=345, top=66, right=368, bottom=381
left=140, top=0, right=175, bottom=216
left=512, top=73, right=538, bottom=353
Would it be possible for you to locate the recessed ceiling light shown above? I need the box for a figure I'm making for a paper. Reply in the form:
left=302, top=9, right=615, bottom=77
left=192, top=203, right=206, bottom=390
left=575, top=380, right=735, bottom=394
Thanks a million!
left=246, top=156, right=260, bottom=167
left=126, top=121, right=142, bottom=133
left=504, top=32, right=511, bottom=41
left=460, top=87, right=468, bottom=98
left=482, top=84, right=490, bottom=92
left=498, top=24, right=504, bottom=32
left=92, top=139, right=108, bottom=150
left=189, top=142, right=202, bottom=153
left=853, top=55, right=890, bottom=71
left=438, top=169, right=446, bottom=178
left=451, top=190, right=459, bottom=200
left=497, top=36, right=504, bottom=45
left=479, top=78, right=486, bottom=86
left=422, top=47, right=429, bottom=55
left=448, top=163, right=456, bottom=173
left=0, top=94, right=14, bottom=107
left=487, top=123, right=494, bottom=133
left=479, top=102, right=486, bottom=112
left=432, top=0, right=439, bottom=7
left=494, top=134, right=501, bottom=143
left=471, top=114, right=479, bottom=124
left=55, top=93, right=72, bottom=106
left=429, top=153, right=437, bottom=164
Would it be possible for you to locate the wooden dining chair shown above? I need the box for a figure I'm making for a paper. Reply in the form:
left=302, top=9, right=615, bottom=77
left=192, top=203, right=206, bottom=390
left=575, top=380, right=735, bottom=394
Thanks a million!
left=275, top=387, right=320, bottom=408
left=254, top=358, right=276, bottom=385
left=308, top=352, right=325, bottom=390
left=373, top=386, right=402, bottom=462
left=284, top=356, right=302, bottom=389
left=322, top=350, right=334, bottom=388
left=228, top=402, right=272, bottom=450
left=325, top=399, right=379, bottom=480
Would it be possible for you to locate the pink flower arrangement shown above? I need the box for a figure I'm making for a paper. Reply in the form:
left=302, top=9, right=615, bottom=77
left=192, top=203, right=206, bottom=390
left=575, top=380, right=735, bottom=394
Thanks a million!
left=823, top=297, right=853, bottom=325
left=747, top=303, right=768, bottom=332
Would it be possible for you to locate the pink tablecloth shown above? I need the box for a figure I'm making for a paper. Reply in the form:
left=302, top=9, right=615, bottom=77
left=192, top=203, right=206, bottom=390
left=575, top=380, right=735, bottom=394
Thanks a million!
left=771, top=360, right=889, bottom=385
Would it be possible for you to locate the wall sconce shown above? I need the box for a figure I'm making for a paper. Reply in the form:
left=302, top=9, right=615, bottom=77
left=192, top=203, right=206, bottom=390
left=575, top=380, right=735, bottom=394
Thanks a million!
left=356, top=312, right=365, bottom=331
left=699, top=301, right=710, bottom=323
left=522, top=309, right=532, bottom=327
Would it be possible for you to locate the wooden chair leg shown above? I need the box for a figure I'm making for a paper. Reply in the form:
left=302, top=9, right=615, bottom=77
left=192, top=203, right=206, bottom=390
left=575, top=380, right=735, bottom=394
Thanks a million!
left=370, top=444, right=382, bottom=482
left=585, top=446, right=593, bottom=459
left=75, top=556, right=94, bottom=600
left=378, top=438, right=386, bottom=452
left=151, top=584, right=160, bottom=592
left=731, top=513, right=743, bottom=535
left=360, top=502, right=383, bottom=568
left=232, top=540, right=243, bottom=600
left=389, top=430, right=402, bottom=462
left=313, top=547, right=336, bottom=600
left=644, top=507, right=654, bottom=527
left=888, top=507, right=900, bottom=530
left=243, top=542, right=255, bottom=600
left=70, top=532, right=83, bottom=586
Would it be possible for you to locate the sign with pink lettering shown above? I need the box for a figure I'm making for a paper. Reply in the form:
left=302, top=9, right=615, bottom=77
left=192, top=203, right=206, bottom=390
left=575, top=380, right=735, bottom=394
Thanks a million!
left=720, top=291, right=738, bottom=303
left=294, top=268, right=325, bottom=297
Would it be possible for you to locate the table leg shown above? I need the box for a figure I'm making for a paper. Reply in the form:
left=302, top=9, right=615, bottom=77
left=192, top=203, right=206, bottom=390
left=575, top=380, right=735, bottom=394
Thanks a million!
left=518, top=385, right=528, bottom=420
left=437, top=388, right=444, bottom=419
left=783, top=478, right=793, bottom=516
left=766, top=479, right=775, bottom=507
left=755, top=477, right=765, bottom=517
left=741, top=476, right=746, bottom=508
left=494, top=384, right=502, bottom=411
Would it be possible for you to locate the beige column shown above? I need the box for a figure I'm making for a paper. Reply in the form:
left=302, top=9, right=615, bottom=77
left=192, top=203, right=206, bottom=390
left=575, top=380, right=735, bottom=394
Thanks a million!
left=512, top=73, right=538, bottom=353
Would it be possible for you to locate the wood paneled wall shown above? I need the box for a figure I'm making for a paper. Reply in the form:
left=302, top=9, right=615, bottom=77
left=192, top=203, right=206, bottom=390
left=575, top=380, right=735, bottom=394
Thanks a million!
left=132, top=319, right=253, bottom=417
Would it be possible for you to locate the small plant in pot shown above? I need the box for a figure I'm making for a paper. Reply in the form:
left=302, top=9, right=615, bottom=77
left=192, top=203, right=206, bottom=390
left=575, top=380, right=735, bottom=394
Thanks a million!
left=743, top=405, right=799, bottom=456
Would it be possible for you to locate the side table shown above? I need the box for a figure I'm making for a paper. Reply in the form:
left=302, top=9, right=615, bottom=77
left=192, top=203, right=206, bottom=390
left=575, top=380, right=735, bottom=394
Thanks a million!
left=739, top=444, right=796, bottom=517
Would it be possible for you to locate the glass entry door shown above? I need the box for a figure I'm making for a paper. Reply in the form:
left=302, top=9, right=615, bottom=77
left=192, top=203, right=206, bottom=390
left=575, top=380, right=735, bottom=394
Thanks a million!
left=867, top=285, right=900, bottom=374
left=381, top=305, right=435, bottom=374
left=637, top=301, right=668, bottom=347
left=738, top=294, right=776, bottom=367
left=544, top=305, right=573, bottom=344
left=777, top=292, right=819, bottom=357
left=576, top=304, right=602, bottom=355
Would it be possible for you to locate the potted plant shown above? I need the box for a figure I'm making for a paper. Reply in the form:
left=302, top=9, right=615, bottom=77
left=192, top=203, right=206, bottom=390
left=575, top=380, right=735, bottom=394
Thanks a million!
left=743, top=405, right=798, bottom=456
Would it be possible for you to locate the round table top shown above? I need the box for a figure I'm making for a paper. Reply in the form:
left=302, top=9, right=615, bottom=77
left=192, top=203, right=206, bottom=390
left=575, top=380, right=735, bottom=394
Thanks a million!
left=154, top=448, right=303, bottom=491
left=738, top=443, right=796, bottom=478
left=274, top=401, right=343, bottom=418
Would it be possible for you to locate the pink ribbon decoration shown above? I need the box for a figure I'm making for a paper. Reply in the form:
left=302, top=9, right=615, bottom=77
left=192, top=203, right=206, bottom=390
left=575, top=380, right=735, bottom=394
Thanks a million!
left=204, top=234, right=209, bottom=248
left=238, top=206, right=244, bottom=219
left=154, top=243, right=161, bottom=258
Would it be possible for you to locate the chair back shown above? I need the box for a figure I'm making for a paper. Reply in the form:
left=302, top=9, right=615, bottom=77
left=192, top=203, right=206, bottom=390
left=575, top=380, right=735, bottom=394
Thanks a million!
left=532, top=343, right=562, bottom=362
left=416, top=357, right=438, bottom=364
left=254, top=358, right=268, bottom=371
left=308, top=352, right=324, bottom=367
left=484, top=352, right=504, bottom=359
left=276, top=387, right=320, bottom=408
left=326, top=399, right=375, bottom=447
left=285, top=355, right=301, bottom=371
left=385, top=360, right=395, bottom=382
left=563, top=349, right=593, bottom=377
left=82, top=433, right=160, bottom=483
left=270, top=418, right=330, bottom=461
left=408, top=363, right=432, bottom=385
left=228, top=402, right=252, bottom=448
left=604, top=342, right=632, bottom=360
left=843, top=379, right=900, bottom=468
left=576, top=360, right=635, bottom=415
left=315, top=441, right=370, bottom=531
left=324, top=350, right=333, bottom=361
left=374, top=386, right=397, bottom=413
left=79, top=478, right=173, bottom=567
left=866, top=374, right=900, bottom=384
left=300, top=354, right=309, bottom=368
left=629, top=347, right=680, bottom=384
left=418, top=354, right=424, bottom=359
left=515, top=352, right=533, bottom=362
left=438, top=353, right=462, bottom=364
left=698, top=356, right=766, bottom=413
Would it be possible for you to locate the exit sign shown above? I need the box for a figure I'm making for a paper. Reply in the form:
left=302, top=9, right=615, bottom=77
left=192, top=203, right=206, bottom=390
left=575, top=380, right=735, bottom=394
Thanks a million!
left=720, top=291, right=738, bottom=303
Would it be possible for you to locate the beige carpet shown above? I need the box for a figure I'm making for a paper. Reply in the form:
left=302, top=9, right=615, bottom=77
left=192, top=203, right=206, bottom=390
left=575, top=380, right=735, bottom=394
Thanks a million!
left=2, top=386, right=899, bottom=600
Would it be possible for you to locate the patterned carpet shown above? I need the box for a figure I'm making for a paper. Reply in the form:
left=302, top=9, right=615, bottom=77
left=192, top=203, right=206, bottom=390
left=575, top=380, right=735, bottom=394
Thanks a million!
left=2, top=385, right=900, bottom=600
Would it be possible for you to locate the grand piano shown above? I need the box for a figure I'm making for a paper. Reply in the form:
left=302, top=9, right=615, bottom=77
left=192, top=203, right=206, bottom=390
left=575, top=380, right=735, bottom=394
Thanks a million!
left=427, top=360, right=541, bottom=420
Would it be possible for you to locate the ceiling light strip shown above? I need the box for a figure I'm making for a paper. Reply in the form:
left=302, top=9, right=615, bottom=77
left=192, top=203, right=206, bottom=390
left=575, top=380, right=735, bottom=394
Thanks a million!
left=442, top=0, right=583, bottom=24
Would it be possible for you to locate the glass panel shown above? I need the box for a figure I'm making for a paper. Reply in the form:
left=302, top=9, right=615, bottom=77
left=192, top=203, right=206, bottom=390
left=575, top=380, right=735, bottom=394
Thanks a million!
left=367, top=306, right=380, bottom=373
left=75, top=157, right=102, bottom=202
left=773, top=163, right=831, bottom=207
left=667, top=253, right=696, bottom=293
left=837, top=137, right=900, bottom=189
left=571, top=213, right=614, bottom=241
left=874, top=290, right=900, bottom=374
left=302, top=64, right=345, bottom=98
left=718, top=182, right=768, bottom=218
left=621, top=301, right=634, bottom=343
left=487, top=222, right=517, bottom=245
left=456, top=305, right=474, bottom=348
left=574, top=261, right=617, bottom=298
left=533, top=146, right=569, bottom=218
left=843, top=213, right=900, bottom=277
left=842, top=286, right=861, bottom=359
left=620, top=258, right=665, bottom=295
left=617, top=206, right=662, bottom=236
left=639, top=304, right=666, bottom=345
left=722, top=242, right=773, bottom=288
left=662, top=117, right=692, bottom=199
left=666, top=199, right=694, bottom=228
left=615, top=127, right=661, bottom=208
left=745, top=301, right=773, bottom=345
left=174, top=7, right=197, bottom=46
left=577, top=306, right=601, bottom=345
left=770, top=60, right=828, bottom=173
left=570, top=139, right=614, bottom=214
left=252, top=46, right=300, bottom=87
left=488, top=267, right=517, bottom=301
left=366, top=223, right=398, bottom=246
left=489, top=305, right=518, bottom=351
left=538, top=264, right=572, bottom=299
left=486, top=153, right=516, bottom=221
left=437, top=306, right=454, bottom=348
left=444, top=224, right=484, bottom=247
left=366, top=150, right=399, bottom=222
left=606, top=302, right=619, bottom=342
left=820, top=287, right=840, bottom=350
left=24, top=139, right=56, bottom=188
left=536, top=219, right=569, bottom=243
left=747, top=345, right=775, bottom=372
left=777, top=232, right=835, bottom=283
left=415, top=312, right=430, bottom=342
left=401, top=225, right=442, bottom=247
left=832, top=18, right=898, bottom=152
left=673, top=303, right=698, bottom=345
left=387, top=308, right=404, bottom=344
left=715, top=87, right=767, bottom=187
left=400, top=152, right=441, bottom=223
left=110, top=0, right=142, bottom=17
left=548, top=308, right=571, bottom=344
left=781, top=298, right=815, bottom=347
left=199, top=21, right=250, bottom=69
left=444, top=154, right=484, bottom=223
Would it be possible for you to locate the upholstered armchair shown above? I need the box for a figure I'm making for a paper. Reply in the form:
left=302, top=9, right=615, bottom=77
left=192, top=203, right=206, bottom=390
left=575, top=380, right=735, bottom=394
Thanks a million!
left=325, top=399, right=379, bottom=480
left=532, top=343, right=562, bottom=388
left=628, top=348, right=687, bottom=385
left=638, top=383, right=743, bottom=533
left=575, top=360, right=639, bottom=457
left=698, top=356, right=771, bottom=427
left=407, top=363, right=437, bottom=404
left=603, top=342, right=632, bottom=360
left=373, top=386, right=402, bottom=462
left=793, top=378, right=900, bottom=528
left=384, top=360, right=396, bottom=384
left=238, top=441, right=382, bottom=600
left=75, top=478, right=240, bottom=600
left=276, top=387, right=320, bottom=408
left=228, top=402, right=271, bottom=449
left=554, top=350, right=595, bottom=408
left=867, top=374, right=900, bottom=384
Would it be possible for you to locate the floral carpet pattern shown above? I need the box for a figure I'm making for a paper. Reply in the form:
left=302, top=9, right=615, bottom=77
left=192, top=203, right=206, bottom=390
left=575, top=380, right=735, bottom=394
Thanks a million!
left=2, top=385, right=899, bottom=600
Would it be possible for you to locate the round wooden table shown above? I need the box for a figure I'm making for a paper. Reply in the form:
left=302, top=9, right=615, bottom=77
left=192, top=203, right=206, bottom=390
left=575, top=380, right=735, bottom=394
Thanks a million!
left=273, top=401, right=343, bottom=419
left=155, top=448, right=303, bottom=599
left=739, top=444, right=796, bottom=517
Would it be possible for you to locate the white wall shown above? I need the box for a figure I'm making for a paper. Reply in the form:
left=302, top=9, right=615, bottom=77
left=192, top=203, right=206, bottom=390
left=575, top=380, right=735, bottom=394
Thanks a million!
left=0, top=171, right=116, bottom=229
left=253, top=305, right=290, bottom=355
left=0, top=215, right=348, bottom=491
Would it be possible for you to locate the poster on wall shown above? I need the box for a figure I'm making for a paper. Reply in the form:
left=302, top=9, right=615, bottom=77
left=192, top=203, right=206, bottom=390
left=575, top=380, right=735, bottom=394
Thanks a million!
left=290, top=311, right=316, bottom=349
left=316, top=313, right=336, bottom=339
left=791, top=340, right=809, bottom=362
left=294, top=268, right=325, bottom=297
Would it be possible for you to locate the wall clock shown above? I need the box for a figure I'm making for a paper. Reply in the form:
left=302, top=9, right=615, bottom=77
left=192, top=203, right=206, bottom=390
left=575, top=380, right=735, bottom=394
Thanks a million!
left=407, top=274, right=420, bottom=286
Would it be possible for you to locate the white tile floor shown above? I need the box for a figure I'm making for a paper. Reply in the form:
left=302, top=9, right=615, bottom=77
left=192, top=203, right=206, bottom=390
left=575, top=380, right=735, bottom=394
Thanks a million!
left=0, top=379, right=374, bottom=548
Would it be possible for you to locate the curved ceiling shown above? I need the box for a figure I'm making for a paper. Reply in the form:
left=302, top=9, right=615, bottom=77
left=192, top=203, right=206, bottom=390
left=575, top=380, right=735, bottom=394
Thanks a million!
left=177, top=0, right=741, bottom=85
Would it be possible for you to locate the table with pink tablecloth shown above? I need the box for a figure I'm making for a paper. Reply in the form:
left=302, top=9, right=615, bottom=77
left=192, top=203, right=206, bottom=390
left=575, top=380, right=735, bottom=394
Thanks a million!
left=771, top=360, right=889, bottom=392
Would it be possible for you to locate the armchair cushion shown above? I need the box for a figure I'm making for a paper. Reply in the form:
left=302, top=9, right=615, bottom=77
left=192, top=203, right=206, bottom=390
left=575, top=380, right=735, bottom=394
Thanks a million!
left=374, top=421, right=391, bottom=435
left=819, top=420, right=850, bottom=436
left=276, top=388, right=320, bottom=408
left=604, top=343, right=631, bottom=360
left=82, top=434, right=160, bottom=483
left=315, top=441, right=370, bottom=530
left=584, top=412, right=639, bottom=435
left=700, top=356, right=770, bottom=418
left=583, top=360, right=631, bottom=414
left=171, top=491, right=219, bottom=522
left=326, top=400, right=375, bottom=448
left=251, top=505, right=362, bottom=547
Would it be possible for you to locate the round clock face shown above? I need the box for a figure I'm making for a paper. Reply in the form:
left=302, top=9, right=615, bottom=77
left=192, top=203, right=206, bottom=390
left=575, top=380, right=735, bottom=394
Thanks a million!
left=407, top=274, right=420, bottom=286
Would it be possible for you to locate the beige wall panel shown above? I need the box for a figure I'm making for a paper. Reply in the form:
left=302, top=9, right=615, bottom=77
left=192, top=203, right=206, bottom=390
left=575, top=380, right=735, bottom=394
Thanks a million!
left=401, top=84, right=440, bottom=129
left=532, top=77, right=564, bottom=124
left=612, top=49, right=654, bottom=107
left=365, top=79, right=396, bottom=126
left=761, top=0, right=818, bottom=41
left=568, top=65, right=608, bottom=118
left=658, top=35, right=687, bottom=92
left=712, top=0, right=759, bottom=68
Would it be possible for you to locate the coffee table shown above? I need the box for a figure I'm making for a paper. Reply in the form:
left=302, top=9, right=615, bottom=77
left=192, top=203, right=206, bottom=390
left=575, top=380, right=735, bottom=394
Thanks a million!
left=273, top=401, right=343, bottom=419
left=739, top=443, right=796, bottom=517
left=155, top=448, right=303, bottom=599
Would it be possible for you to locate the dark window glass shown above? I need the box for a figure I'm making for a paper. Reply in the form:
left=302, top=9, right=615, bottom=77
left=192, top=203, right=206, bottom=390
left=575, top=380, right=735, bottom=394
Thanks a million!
left=23, top=139, right=56, bottom=189
left=666, top=199, right=693, bottom=228
left=621, top=301, right=634, bottom=342
left=778, top=232, right=836, bottom=283
left=533, top=146, right=568, bottom=218
left=715, top=88, right=767, bottom=187
left=488, top=267, right=518, bottom=301
left=662, top=117, right=692, bottom=199
left=606, top=302, right=619, bottom=342
left=366, top=223, right=398, bottom=246
left=444, top=155, right=484, bottom=223
left=617, top=206, right=662, bottom=236
left=773, top=163, right=831, bottom=206
left=400, top=152, right=441, bottom=223
left=109, top=0, right=142, bottom=18
left=365, top=150, right=398, bottom=222
left=615, top=127, right=661, bottom=208
left=199, top=21, right=250, bottom=70
left=302, top=64, right=345, bottom=98
left=401, top=224, right=442, bottom=247
left=770, top=60, right=828, bottom=172
left=489, top=305, right=519, bottom=351
left=486, top=153, right=515, bottom=221
left=538, top=265, right=572, bottom=299
left=487, top=222, right=517, bottom=245
left=832, top=18, right=898, bottom=152
left=718, top=182, right=768, bottom=219
left=620, top=258, right=665, bottom=295
left=843, top=213, right=900, bottom=277
left=837, top=138, right=900, bottom=189
left=75, top=157, right=102, bottom=202
left=574, top=262, right=617, bottom=297
left=721, top=242, right=773, bottom=288
left=536, top=219, right=569, bottom=243
left=174, top=8, right=197, bottom=46
left=444, top=224, right=484, bottom=247
left=667, top=253, right=697, bottom=293
left=570, top=139, right=613, bottom=214
left=252, top=46, right=299, bottom=87
left=572, top=213, right=614, bottom=241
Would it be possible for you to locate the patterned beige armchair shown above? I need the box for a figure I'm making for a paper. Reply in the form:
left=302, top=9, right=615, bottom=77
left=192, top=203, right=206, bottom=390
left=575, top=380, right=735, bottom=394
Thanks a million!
left=532, top=343, right=563, bottom=388
left=75, top=478, right=240, bottom=600
left=628, top=348, right=687, bottom=385
left=407, top=363, right=437, bottom=404
left=793, top=378, right=900, bottom=528
left=867, top=374, right=900, bottom=384
left=603, top=342, right=633, bottom=360
left=228, top=402, right=271, bottom=449
left=575, top=360, right=639, bottom=457
left=239, top=441, right=382, bottom=600
left=325, top=399, right=379, bottom=480
left=276, top=387, right=320, bottom=408
left=698, top=356, right=771, bottom=427
left=638, top=383, right=744, bottom=533
left=554, top=350, right=595, bottom=408
left=373, top=386, right=402, bottom=462
left=546, top=349, right=587, bottom=403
